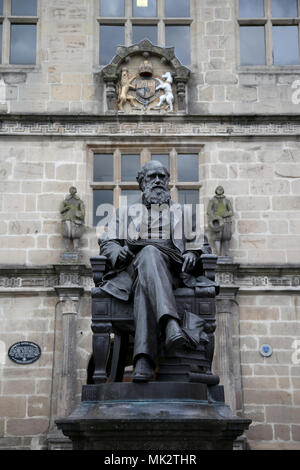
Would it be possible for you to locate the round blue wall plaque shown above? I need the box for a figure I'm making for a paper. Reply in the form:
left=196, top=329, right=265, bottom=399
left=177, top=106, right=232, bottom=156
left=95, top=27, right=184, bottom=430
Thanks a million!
left=8, top=341, right=41, bottom=365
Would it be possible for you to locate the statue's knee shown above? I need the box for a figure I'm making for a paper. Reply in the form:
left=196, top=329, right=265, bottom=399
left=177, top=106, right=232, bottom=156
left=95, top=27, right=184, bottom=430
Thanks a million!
left=139, top=245, right=162, bottom=263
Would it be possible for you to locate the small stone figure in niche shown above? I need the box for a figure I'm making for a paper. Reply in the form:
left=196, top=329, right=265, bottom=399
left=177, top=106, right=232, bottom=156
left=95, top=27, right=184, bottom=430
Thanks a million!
left=60, top=186, right=85, bottom=251
left=118, top=67, right=137, bottom=111
left=99, top=161, right=212, bottom=382
left=207, top=186, right=233, bottom=257
left=155, top=72, right=174, bottom=112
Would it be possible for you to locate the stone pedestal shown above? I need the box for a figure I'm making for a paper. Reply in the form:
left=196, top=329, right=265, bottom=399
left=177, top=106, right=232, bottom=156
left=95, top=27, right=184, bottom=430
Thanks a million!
left=56, top=383, right=251, bottom=450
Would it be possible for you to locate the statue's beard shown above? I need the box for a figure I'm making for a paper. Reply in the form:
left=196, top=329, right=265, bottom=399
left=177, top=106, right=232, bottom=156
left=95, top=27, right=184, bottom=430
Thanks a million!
left=142, top=185, right=171, bottom=208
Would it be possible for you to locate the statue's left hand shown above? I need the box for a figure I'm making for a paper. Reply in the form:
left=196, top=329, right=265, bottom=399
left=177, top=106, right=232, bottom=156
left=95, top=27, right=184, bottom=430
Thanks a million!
left=182, top=252, right=198, bottom=273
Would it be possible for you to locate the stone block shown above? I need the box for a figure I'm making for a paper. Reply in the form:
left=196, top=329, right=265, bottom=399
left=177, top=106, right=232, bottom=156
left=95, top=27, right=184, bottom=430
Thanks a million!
left=205, top=71, right=238, bottom=85
left=0, top=250, right=26, bottom=264
left=25, top=195, right=37, bottom=212
left=56, top=164, right=77, bottom=181
left=270, top=322, right=300, bottom=336
left=36, top=379, right=52, bottom=395
left=266, top=406, right=300, bottom=424
left=244, top=409, right=265, bottom=423
left=291, top=180, right=300, bottom=194
left=236, top=196, right=270, bottom=211
left=14, top=163, right=43, bottom=180
left=258, top=295, right=291, bottom=306
left=268, top=220, right=288, bottom=234
left=226, top=86, right=257, bottom=102
left=0, top=235, right=35, bottom=249
left=240, top=306, right=279, bottom=321
left=0, top=397, right=26, bottom=418
left=51, top=85, right=81, bottom=101
left=0, top=221, right=7, bottom=234
left=289, top=220, right=300, bottom=234
left=237, top=220, right=267, bottom=234
left=250, top=180, right=290, bottom=195
left=205, top=21, right=224, bottom=35
left=239, top=236, right=266, bottom=250
left=291, top=425, right=300, bottom=441
left=254, top=365, right=289, bottom=376
left=239, top=164, right=274, bottom=179
left=218, top=150, right=255, bottom=163
left=268, top=236, right=300, bottom=250
left=0, top=161, right=12, bottom=179
left=3, top=194, right=25, bottom=212
left=242, top=376, right=277, bottom=390
left=42, top=220, right=60, bottom=234
left=38, top=194, right=63, bottom=212
left=21, top=181, right=42, bottom=193
left=28, top=250, right=60, bottom=265
left=244, top=390, right=292, bottom=406
left=7, top=418, right=49, bottom=436
left=239, top=322, right=268, bottom=336
left=246, top=424, right=273, bottom=441
left=28, top=397, right=50, bottom=417
left=3, top=380, right=35, bottom=395
left=45, top=163, right=55, bottom=179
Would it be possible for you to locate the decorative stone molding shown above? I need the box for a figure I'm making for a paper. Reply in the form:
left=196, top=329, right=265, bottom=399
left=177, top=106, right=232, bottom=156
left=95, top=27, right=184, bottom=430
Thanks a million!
left=0, top=114, right=300, bottom=137
left=100, top=40, right=190, bottom=113
left=1, top=264, right=300, bottom=294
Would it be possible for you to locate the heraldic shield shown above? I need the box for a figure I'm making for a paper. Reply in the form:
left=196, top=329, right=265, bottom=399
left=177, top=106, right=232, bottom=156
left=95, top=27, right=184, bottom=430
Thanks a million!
left=135, top=77, right=160, bottom=107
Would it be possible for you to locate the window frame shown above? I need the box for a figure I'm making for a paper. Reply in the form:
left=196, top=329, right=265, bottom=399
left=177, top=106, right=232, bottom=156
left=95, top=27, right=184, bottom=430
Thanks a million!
left=236, top=0, right=300, bottom=71
left=0, top=0, right=39, bottom=69
left=96, top=0, right=193, bottom=67
left=88, top=141, right=203, bottom=228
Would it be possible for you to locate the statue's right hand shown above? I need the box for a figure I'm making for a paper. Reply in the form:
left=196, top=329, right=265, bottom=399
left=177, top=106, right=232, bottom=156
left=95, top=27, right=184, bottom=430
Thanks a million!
left=118, top=246, right=134, bottom=264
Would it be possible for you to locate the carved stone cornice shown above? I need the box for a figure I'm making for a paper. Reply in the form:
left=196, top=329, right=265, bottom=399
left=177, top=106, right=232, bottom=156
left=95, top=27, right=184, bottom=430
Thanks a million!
left=0, top=263, right=299, bottom=295
left=0, top=114, right=300, bottom=137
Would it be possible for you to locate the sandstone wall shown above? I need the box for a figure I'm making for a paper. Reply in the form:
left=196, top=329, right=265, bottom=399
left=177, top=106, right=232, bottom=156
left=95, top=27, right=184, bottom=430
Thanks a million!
left=0, top=0, right=298, bottom=115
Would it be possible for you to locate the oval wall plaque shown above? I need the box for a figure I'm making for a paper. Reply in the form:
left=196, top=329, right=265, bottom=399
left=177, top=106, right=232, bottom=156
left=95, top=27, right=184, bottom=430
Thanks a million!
left=8, top=341, right=41, bottom=365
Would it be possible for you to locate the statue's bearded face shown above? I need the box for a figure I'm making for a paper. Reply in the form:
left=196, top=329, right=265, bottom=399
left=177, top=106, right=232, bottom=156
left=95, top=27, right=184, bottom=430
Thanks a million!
left=142, top=168, right=170, bottom=207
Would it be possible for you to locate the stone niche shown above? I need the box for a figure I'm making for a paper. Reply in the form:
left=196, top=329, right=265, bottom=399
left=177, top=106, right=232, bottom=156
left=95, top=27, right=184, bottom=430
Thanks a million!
left=99, top=40, right=190, bottom=114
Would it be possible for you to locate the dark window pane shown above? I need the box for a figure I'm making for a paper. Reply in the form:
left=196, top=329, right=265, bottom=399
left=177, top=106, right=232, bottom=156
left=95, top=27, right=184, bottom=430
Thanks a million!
left=99, top=25, right=124, bottom=65
left=122, top=154, right=140, bottom=181
left=132, top=25, right=157, bottom=44
left=240, top=26, right=266, bottom=65
left=12, top=0, right=37, bottom=16
left=100, top=0, right=125, bottom=17
left=165, top=25, right=190, bottom=65
left=239, top=0, right=264, bottom=17
left=272, top=0, right=297, bottom=17
left=178, top=189, right=199, bottom=219
left=273, top=26, right=299, bottom=65
left=178, top=154, right=198, bottom=182
left=10, top=24, right=36, bottom=64
left=94, top=154, right=114, bottom=182
left=133, top=0, right=157, bottom=17
left=0, top=24, right=2, bottom=63
left=0, top=0, right=3, bottom=15
left=165, top=0, right=190, bottom=17
left=151, top=154, right=169, bottom=172
left=178, top=189, right=199, bottom=205
left=93, top=189, right=114, bottom=227
left=121, top=190, right=142, bottom=206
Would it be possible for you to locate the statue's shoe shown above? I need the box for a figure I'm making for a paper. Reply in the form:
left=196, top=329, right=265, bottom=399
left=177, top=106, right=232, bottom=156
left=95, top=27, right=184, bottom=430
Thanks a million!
left=132, top=357, right=154, bottom=383
left=165, top=319, right=188, bottom=352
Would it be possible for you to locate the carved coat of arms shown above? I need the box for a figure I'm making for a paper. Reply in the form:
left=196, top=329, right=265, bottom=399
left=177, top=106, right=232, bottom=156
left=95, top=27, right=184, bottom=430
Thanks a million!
left=117, top=60, right=174, bottom=112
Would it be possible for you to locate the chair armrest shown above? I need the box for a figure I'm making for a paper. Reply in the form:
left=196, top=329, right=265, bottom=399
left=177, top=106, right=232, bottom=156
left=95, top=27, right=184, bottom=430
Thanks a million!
left=200, top=254, right=218, bottom=281
left=90, top=256, right=107, bottom=287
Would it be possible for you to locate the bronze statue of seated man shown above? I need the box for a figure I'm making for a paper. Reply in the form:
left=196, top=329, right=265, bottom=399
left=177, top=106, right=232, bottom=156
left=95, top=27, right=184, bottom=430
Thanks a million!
left=98, top=161, right=212, bottom=382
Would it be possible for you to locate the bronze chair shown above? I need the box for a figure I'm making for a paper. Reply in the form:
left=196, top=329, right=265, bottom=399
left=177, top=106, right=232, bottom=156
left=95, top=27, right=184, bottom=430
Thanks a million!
left=90, top=253, right=219, bottom=385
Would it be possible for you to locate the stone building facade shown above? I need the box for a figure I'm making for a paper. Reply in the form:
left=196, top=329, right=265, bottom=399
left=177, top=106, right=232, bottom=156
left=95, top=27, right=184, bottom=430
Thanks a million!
left=0, top=0, right=300, bottom=450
